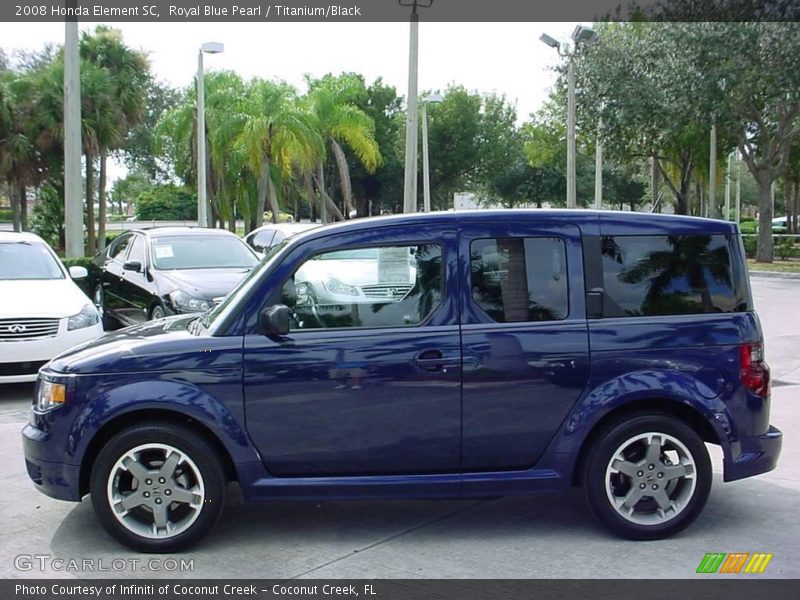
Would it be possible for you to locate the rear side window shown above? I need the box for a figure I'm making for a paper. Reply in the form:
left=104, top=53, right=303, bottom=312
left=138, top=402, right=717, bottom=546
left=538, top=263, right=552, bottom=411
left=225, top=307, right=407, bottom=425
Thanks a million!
left=600, top=234, right=749, bottom=317
left=470, top=237, right=569, bottom=323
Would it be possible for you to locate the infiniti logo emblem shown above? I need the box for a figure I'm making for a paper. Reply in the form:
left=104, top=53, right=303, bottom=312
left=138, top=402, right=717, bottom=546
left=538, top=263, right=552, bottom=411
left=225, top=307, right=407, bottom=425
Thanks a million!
left=7, top=324, right=27, bottom=333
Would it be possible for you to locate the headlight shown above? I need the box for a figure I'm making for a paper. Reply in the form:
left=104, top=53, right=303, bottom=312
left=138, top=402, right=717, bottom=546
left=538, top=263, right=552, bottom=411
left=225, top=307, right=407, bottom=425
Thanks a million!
left=322, top=279, right=361, bottom=296
left=36, top=379, right=66, bottom=412
left=170, top=290, right=212, bottom=313
left=67, top=304, right=100, bottom=331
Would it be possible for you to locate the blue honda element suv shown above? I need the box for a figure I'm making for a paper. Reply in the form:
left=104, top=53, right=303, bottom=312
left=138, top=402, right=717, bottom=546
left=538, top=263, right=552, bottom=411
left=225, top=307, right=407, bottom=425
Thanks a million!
left=23, top=211, right=782, bottom=552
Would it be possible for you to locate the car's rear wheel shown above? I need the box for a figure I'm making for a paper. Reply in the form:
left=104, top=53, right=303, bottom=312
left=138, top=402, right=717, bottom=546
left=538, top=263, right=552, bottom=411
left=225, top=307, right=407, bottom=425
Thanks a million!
left=90, top=422, right=226, bottom=552
left=583, top=413, right=711, bottom=540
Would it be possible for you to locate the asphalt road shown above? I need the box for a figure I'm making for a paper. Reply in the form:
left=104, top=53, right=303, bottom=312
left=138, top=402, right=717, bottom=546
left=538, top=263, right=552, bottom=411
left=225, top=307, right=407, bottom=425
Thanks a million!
left=0, top=275, right=798, bottom=579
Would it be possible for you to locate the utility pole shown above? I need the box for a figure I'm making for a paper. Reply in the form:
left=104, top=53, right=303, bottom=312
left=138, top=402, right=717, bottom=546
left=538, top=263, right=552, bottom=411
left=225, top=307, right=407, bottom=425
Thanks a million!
left=594, top=117, right=602, bottom=210
left=725, top=152, right=732, bottom=220
left=400, top=1, right=433, bottom=213
left=735, top=151, right=741, bottom=223
left=708, top=122, right=717, bottom=219
left=64, top=5, right=83, bottom=258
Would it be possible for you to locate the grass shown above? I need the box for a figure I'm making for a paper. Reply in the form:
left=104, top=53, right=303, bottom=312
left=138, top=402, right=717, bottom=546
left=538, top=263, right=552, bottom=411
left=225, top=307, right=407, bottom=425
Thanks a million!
left=748, top=259, right=800, bottom=273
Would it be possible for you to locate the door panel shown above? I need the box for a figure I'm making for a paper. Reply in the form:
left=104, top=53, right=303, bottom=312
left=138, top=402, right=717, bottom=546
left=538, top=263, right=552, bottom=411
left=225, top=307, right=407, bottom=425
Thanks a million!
left=244, top=226, right=462, bottom=477
left=459, top=223, right=590, bottom=471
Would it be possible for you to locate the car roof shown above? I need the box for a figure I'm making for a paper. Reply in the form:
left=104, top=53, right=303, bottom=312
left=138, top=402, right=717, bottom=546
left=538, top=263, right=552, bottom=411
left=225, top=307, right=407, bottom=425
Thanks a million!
left=0, top=231, right=47, bottom=244
left=248, top=222, right=319, bottom=236
left=123, top=226, right=242, bottom=239
left=287, top=209, right=740, bottom=244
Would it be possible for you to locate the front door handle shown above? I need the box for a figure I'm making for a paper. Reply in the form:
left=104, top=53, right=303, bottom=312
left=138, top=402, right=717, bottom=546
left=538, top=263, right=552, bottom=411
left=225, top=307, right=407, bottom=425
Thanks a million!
left=414, top=350, right=460, bottom=372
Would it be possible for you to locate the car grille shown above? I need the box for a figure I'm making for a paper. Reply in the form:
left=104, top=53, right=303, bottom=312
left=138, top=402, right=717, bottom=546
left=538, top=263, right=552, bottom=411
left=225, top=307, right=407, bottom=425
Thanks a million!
left=0, top=318, right=61, bottom=341
left=360, top=283, right=413, bottom=300
left=0, top=360, right=48, bottom=377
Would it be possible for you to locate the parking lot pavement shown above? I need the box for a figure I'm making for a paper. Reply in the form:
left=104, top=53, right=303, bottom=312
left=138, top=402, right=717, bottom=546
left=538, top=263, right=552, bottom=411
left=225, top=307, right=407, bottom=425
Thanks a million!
left=1, top=276, right=798, bottom=580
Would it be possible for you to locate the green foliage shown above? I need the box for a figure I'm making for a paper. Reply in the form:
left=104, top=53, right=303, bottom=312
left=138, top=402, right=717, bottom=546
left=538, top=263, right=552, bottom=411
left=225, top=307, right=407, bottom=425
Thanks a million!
left=742, top=236, right=757, bottom=258
left=0, top=207, right=10, bottom=221
left=30, top=184, right=64, bottom=250
left=135, top=185, right=197, bottom=220
left=775, top=237, right=799, bottom=260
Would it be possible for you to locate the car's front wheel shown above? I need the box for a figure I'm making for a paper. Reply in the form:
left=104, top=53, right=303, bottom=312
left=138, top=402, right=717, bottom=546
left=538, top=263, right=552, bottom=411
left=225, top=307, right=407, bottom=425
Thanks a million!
left=583, top=413, right=711, bottom=540
left=90, top=422, right=226, bottom=552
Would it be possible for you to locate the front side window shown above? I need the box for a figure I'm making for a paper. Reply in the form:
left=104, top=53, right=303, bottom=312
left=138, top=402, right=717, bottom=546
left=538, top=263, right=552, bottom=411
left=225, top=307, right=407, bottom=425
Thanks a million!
left=600, top=234, right=747, bottom=317
left=109, top=234, right=132, bottom=261
left=127, top=235, right=146, bottom=266
left=151, top=235, right=258, bottom=270
left=0, top=242, right=64, bottom=280
left=280, top=244, right=443, bottom=330
left=470, top=237, right=569, bottom=323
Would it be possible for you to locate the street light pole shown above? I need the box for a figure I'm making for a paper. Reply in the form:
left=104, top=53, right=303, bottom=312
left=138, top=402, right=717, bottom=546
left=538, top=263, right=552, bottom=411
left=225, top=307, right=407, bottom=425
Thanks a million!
left=541, top=26, right=597, bottom=210
left=421, top=93, right=442, bottom=213
left=566, top=58, right=576, bottom=209
left=725, top=151, right=732, bottom=220
left=400, top=1, right=432, bottom=214
left=709, top=122, right=717, bottom=219
left=64, top=9, right=83, bottom=257
left=197, top=42, right=224, bottom=229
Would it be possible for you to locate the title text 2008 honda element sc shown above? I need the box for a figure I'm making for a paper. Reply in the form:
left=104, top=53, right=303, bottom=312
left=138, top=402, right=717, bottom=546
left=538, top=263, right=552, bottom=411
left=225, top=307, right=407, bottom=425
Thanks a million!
left=23, top=211, right=782, bottom=552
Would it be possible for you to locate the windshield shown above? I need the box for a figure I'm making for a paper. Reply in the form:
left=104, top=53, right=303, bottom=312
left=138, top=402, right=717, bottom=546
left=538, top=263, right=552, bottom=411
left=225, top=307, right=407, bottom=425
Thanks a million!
left=151, top=235, right=258, bottom=270
left=0, top=242, right=64, bottom=280
left=196, top=241, right=288, bottom=333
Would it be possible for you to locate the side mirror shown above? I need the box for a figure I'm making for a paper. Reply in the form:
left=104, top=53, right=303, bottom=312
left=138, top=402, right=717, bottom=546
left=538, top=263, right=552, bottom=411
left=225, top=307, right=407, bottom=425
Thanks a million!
left=259, top=304, right=292, bottom=337
left=122, top=260, right=142, bottom=273
left=68, top=266, right=88, bottom=280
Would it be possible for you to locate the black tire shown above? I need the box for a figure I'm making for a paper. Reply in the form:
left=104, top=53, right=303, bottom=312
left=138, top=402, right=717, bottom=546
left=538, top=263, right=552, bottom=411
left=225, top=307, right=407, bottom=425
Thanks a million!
left=583, top=413, right=711, bottom=540
left=93, top=285, right=115, bottom=330
left=90, top=421, right=226, bottom=552
left=149, top=303, right=167, bottom=320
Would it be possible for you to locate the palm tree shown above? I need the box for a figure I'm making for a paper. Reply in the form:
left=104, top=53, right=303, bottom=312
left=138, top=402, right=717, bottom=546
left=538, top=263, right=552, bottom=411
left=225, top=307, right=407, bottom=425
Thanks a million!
left=239, top=80, right=321, bottom=229
left=305, top=78, right=381, bottom=221
left=80, top=27, right=149, bottom=251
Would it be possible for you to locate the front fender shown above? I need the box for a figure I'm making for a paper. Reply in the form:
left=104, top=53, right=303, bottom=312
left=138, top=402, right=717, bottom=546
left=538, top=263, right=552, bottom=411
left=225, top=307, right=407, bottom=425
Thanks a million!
left=67, top=374, right=259, bottom=467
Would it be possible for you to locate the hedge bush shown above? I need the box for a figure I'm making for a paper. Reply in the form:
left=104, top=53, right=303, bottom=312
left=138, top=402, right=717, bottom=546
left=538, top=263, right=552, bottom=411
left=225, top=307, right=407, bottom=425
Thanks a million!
left=135, top=185, right=196, bottom=221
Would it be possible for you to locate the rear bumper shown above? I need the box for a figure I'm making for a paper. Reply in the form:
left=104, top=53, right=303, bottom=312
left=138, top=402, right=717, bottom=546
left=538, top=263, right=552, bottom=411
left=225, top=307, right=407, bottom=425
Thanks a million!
left=22, top=423, right=82, bottom=502
left=724, top=425, right=782, bottom=482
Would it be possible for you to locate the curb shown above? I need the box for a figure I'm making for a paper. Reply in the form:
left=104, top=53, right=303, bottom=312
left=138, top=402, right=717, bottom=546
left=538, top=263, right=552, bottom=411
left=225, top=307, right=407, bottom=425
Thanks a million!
left=749, top=270, right=800, bottom=280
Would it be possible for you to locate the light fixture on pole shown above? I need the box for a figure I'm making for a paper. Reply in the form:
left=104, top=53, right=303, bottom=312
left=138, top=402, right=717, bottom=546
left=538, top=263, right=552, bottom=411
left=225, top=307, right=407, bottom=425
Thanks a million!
left=421, top=93, right=443, bottom=213
left=540, top=26, right=597, bottom=209
left=197, top=41, right=224, bottom=228
left=400, top=0, right=433, bottom=214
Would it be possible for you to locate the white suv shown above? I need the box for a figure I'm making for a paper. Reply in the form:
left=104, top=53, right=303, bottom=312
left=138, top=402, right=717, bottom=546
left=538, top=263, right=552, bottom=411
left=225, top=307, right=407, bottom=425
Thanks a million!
left=0, top=232, right=104, bottom=383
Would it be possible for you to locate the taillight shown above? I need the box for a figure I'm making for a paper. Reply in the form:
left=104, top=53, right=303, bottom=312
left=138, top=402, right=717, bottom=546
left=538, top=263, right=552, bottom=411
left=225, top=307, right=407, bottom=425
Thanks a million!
left=740, top=344, right=770, bottom=397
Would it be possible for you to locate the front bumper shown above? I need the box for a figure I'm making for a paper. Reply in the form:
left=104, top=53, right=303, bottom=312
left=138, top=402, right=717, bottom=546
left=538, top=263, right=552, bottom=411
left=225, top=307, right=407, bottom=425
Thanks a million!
left=724, top=425, right=783, bottom=482
left=0, top=323, right=103, bottom=384
left=22, top=423, right=82, bottom=501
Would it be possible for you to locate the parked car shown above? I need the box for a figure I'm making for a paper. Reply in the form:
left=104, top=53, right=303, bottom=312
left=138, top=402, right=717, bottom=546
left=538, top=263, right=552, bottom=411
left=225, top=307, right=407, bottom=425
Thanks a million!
left=23, top=211, right=781, bottom=552
left=91, top=227, right=259, bottom=327
left=0, top=232, right=103, bottom=383
left=244, top=222, right=318, bottom=254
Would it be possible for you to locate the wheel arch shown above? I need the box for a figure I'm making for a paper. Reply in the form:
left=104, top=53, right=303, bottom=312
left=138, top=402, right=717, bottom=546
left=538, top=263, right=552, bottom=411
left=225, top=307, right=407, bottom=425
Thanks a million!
left=571, top=397, right=721, bottom=487
left=79, top=408, right=238, bottom=497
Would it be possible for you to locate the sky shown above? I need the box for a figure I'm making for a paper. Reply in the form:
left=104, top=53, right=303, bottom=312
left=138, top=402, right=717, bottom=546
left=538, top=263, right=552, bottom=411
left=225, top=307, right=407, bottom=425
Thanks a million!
left=1, top=21, right=579, bottom=182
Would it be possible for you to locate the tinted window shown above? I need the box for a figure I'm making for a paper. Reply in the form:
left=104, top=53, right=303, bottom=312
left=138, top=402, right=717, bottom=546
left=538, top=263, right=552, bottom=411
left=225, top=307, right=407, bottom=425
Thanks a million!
left=109, top=234, right=132, bottom=261
left=280, top=244, right=443, bottom=330
left=471, top=237, right=568, bottom=322
left=601, top=234, right=747, bottom=317
left=0, top=242, right=64, bottom=280
left=151, top=235, right=258, bottom=270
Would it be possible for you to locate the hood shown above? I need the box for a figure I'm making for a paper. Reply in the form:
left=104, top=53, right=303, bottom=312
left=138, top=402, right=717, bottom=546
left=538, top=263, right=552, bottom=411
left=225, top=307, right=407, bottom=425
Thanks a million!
left=157, top=268, right=251, bottom=300
left=0, top=279, right=92, bottom=318
left=47, top=315, right=218, bottom=375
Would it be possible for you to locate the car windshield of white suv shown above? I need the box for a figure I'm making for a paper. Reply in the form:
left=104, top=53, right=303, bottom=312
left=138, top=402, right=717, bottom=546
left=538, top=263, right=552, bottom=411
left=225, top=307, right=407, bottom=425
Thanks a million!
left=0, top=242, right=64, bottom=280
left=151, top=235, right=258, bottom=270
